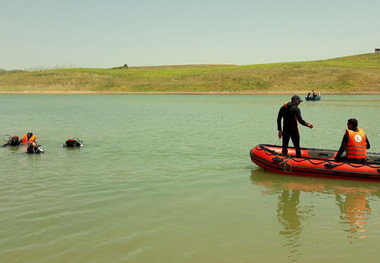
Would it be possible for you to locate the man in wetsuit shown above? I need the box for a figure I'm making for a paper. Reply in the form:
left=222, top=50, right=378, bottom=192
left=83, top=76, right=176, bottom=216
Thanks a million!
left=277, top=95, right=313, bottom=157
left=335, top=118, right=370, bottom=163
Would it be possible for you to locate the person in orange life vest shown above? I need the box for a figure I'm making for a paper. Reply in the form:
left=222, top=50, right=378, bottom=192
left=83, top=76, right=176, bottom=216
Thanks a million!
left=312, top=90, right=317, bottom=97
left=21, top=132, right=36, bottom=144
left=335, top=118, right=370, bottom=163
left=277, top=95, right=313, bottom=157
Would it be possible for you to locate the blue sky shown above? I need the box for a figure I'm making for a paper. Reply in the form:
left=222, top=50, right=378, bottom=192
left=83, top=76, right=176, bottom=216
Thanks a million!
left=1, top=0, right=379, bottom=70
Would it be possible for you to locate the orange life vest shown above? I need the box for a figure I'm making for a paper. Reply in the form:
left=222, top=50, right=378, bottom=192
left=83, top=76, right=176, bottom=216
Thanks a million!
left=21, top=134, right=36, bottom=144
left=346, top=129, right=367, bottom=159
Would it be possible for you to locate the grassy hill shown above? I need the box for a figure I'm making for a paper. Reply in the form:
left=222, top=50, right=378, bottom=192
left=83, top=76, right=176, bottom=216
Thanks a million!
left=1, top=53, right=380, bottom=94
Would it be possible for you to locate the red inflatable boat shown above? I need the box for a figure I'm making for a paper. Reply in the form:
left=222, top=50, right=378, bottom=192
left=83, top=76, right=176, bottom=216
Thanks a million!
left=250, top=144, right=380, bottom=181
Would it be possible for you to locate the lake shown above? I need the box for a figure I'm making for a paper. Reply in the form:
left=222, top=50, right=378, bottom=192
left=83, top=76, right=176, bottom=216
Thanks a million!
left=1, top=94, right=380, bottom=263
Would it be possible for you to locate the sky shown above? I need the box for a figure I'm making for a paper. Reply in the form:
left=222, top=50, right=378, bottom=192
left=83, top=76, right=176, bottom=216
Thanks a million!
left=1, top=0, right=379, bottom=70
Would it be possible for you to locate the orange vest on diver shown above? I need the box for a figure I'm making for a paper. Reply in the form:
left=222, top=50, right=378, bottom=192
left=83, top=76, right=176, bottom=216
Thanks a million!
left=346, top=129, right=367, bottom=159
left=21, top=134, right=36, bottom=144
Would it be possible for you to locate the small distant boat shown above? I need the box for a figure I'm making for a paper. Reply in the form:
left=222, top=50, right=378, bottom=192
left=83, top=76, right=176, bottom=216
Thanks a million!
left=249, top=144, right=380, bottom=181
left=305, top=92, right=321, bottom=101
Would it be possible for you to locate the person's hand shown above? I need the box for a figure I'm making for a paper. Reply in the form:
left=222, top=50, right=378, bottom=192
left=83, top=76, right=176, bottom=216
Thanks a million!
left=307, top=123, right=313, bottom=129
left=278, top=131, right=283, bottom=139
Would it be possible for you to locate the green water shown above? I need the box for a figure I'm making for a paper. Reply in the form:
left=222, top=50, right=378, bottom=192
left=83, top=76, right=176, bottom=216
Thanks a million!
left=1, top=94, right=380, bottom=263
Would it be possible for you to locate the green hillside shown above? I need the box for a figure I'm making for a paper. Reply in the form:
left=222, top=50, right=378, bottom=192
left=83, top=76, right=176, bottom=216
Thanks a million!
left=1, top=53, right=380, bottom=93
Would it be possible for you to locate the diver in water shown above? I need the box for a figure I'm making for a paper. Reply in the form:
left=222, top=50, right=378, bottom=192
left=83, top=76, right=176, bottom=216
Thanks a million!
left=3, top=135, right=21, bottom=147
left=26, top=142, right=44, bottom=154
left=64, top=138, right=83, bottom=148
left=21, top=132, right=36, bottom=144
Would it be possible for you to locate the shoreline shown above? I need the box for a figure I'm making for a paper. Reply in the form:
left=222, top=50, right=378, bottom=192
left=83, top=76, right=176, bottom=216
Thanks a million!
left=1, top=90, right=380, bottom=95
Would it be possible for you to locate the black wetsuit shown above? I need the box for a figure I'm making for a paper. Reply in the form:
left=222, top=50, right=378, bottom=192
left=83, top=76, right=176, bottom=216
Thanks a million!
left=26, top=144, right=43, bottom=154
left=277, top=102, right=310, bottom=157
left=2, top=138, right=21, bottom=147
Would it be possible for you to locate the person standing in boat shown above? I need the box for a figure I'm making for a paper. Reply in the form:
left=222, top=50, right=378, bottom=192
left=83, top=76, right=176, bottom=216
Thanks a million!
left=335, top=118, right=370, bottom=163
left=277, top=95, right=313, bottom=157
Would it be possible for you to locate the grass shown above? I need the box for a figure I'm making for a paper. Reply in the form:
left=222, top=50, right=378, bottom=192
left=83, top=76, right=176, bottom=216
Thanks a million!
left=1, top=53, right=380, bottom=94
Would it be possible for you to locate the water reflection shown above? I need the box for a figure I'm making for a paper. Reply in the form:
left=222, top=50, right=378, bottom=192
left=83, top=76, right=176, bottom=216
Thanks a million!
left=335, top=186, right=372, bottom=237
left=276, top=188, right=305, bottom=261
left=251, top=169, right=380, bottom=246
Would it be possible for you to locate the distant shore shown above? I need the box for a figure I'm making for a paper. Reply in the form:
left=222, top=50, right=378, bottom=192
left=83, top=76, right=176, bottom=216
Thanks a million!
left=1, top=53, right=380, bottom=94
left=1, top=90, right=380, bottom=95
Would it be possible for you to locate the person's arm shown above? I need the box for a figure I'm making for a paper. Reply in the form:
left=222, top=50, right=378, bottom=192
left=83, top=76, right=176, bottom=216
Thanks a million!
left=294, top=107, right=313, bottom=128
left=335, top=132, right=348, bottom=159
left=366, top=136, right=370, bottom=149
left=277, top=107, right=284, bottom=138
left=277, top=107, right=284, bottom=131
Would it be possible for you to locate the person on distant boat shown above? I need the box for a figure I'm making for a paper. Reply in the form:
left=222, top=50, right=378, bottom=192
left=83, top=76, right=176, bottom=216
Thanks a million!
left=277, top=95, right=313, bottom=157
left=335, top=118, right=370, bottom=163
left=312, top=90, right=317, bottom=97
left=2, top=135, right=21, bottom=147
left=21, top=132, right=36, bottom=144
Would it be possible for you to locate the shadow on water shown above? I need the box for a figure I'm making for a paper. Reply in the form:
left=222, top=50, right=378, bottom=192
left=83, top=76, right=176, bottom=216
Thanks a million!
left=250, top=168, right=380, bottom=260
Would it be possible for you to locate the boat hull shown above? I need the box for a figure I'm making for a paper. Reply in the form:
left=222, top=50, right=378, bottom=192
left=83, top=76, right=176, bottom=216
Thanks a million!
left=250, top=144, right=380, bottom=181
left=305, top=95, right=321, bottom=101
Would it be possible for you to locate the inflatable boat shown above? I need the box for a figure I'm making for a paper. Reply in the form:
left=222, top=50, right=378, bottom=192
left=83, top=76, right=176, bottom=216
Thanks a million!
left=250, top=144, right=380, bottom=181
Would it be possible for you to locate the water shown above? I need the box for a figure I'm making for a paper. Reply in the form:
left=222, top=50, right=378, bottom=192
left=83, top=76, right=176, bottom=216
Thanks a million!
left=1, top=94, right=380, bottom=263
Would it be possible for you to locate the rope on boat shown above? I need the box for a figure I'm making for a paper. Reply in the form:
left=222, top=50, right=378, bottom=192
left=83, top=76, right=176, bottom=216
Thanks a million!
left=255, top=145, right=380, bottom=169
left=280, top=156, right=292, bottom=172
